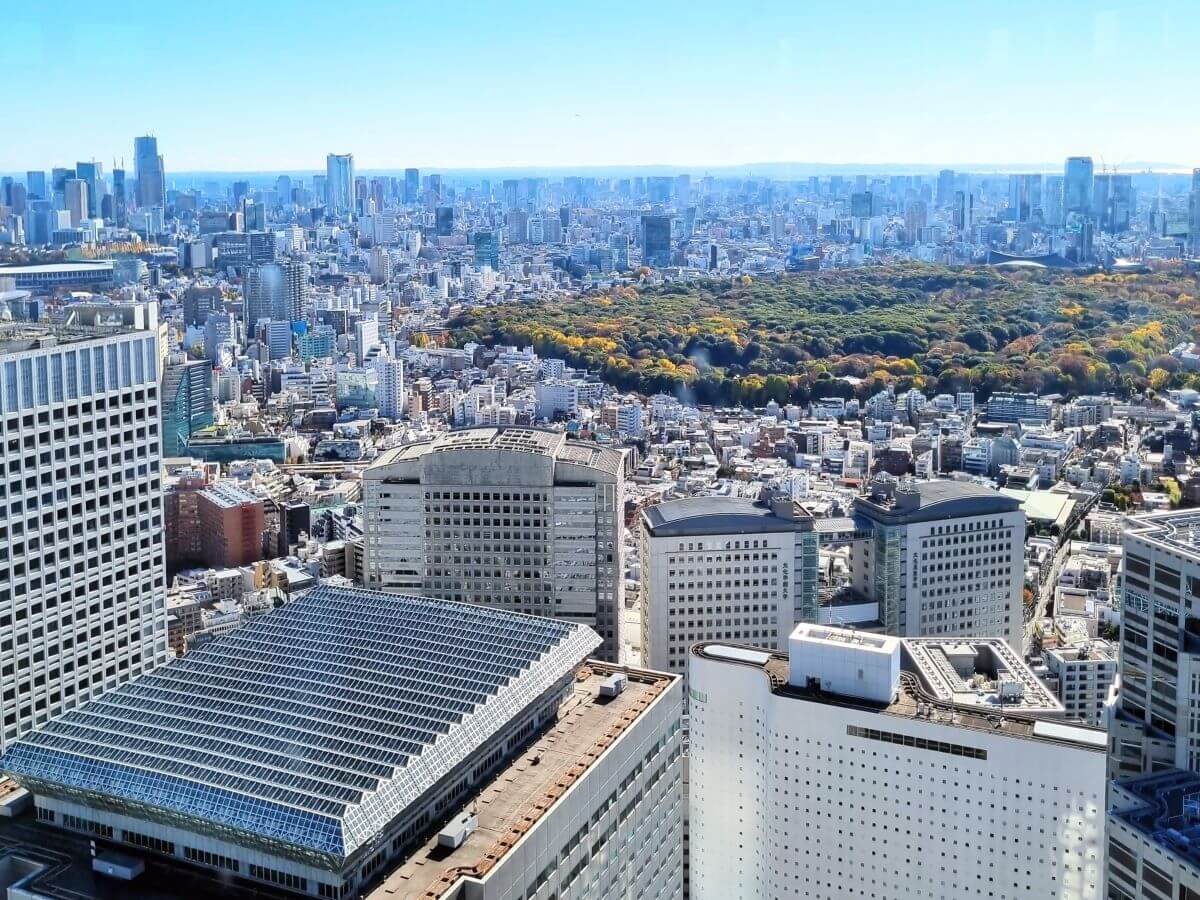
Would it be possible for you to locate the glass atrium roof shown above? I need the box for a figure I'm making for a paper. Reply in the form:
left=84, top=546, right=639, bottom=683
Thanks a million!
left=0, top=586, right=600, bottom=864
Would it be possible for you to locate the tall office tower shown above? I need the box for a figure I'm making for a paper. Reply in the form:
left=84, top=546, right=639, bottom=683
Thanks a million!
left=1044, top=174, right=1065, bottom=226
left=111, top=168, right=127, bottom=227
left=257, top=319, right=293, bottom=361
left=9, top=183, right=27, bottom=217
left=245, top=259, right=309, bottom=325
left=203, top=312, right=236, bottom=363
left=851, top=478, right=1025, bottom=649
left=674, top=173, right=691, bottom=205
left=472, top=229, right=500, bottom=269
left=1007, top=173, right=1042, bottom=222
left=23, top=200, right=53, bottom=246
left=25, top=170, right=46, bottom=201
left=1191, top=168, right=1200, bottom=257
left=374, top=356, right=405, bottom=420
left=639, top=496, right=817, bottom=691
left=324, top=153, right=354, bottom=216
left=1064, top=155, right=1094, bottom=217
left=1106, top=510, right=1200, bottom=899
left=0, top=586, right=683, bottom=900
left=274, top=174, right=292, bottom=206
left=690, top=624, right=1106, bottom=900
left=160, top=358, right=213, bottom=456
left=403, top=167, right=419, bottom=204
left=428, top=173, right=442, bottom=202
left=935, top=167, right=955, bottom=206
left=74, top=161, right=101, bottom=218
left=363, top=427, right=627, bottom=661
left=134, top=135, right=165, bottom=209
left=641, top=214, right=672, bottom=267
left=903, top=199, right=928, bottom=242
left=63, top=178, right=88, bottom=227
left=0, top=314, right=170, bottom=752
left=435, top=205, right=454, bottom=236
left=242, top=198, right=265, bottom=231
left=610, top=232, right=630, bottom=270
left=1105, top=174, right=1133, bottom=233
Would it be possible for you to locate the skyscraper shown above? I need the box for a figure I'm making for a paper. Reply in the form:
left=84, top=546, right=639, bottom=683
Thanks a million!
left=74, top=161, right=102, bottom=218
left=1106, top=510, right=1200, bottom=898
left=1007, top=173, right=1042, bottom=222
left=435, top=205, right=454, bottom=236
left=1043, top=174, right=1065, bottom=226
left=63, top=178, right=88, bottom=227
left=953, top=189, right=975, bottom=233
left=1064, top=155, right=1094, bottom=217
left=0, top=313, right=170, bottom=752
left=363, top=427, right=627, bottom=661
left=935, top=168, right=955, bottom=206
left=25, top=170, right=46, bottom=201
left=245, top=260, right=309, bottom=325
left=1190, top=168, right=1200, bottom=257
left=404, top=167, right=419, bottom=204
left=689, top=625, right=1106, bottom=900
left=375, top=356, right=405, bottom=420
left=472, top=229, right=500, bottom=270
left=851, top=478, right=1025, bottom=648
left=325, top=153, right=354, bottom=216
left=641, top=214, right=672, bottom=267
left=134, top=135, right=166, bottom=209
left=111, top=168, right=127, bottom=227
left=639, top=496, right=818, bottom=692
left=160, top=358, right=214, bottom=456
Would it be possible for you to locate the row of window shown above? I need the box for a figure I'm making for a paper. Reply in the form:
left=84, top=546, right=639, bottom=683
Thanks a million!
left=846, top=725, right=987, bottom=760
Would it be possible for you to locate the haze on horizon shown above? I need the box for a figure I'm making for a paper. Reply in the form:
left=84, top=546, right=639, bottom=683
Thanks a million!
left=6, top=0, right=1199, bottom=173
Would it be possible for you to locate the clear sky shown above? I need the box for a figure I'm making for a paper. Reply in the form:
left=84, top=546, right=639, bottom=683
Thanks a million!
left=6, top=0, right=1198, bottom=173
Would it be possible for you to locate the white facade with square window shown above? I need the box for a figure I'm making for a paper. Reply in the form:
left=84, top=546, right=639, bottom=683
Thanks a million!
left=0, top=323, right=170, bottom=752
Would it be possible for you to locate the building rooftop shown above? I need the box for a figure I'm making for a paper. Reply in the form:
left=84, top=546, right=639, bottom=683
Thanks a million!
left=641, top=496, right=812, bottom=537
left=902, top=637, right=1064, bottom=714
left=199, top=482, right=261, bottom=509
left=1111, top=769, right=1200, bottom=870
left=0, top=321, right=133, bottom=356
left=854, top=477, right=1020, bottom=525
left=691, top=640, right=1103, bottom=751
left=366, top=664, right=674, bottom=900
left=1124, top=508, right=1200, bottom=556
left=369, top=426, right=625, bottom=478
left=0, top=586, right=601, bottom=868
left=0, top=261, right=115, bottom=275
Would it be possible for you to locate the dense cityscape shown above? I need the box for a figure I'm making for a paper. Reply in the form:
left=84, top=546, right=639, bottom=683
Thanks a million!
left=3, top=4, right=1200, bottom=897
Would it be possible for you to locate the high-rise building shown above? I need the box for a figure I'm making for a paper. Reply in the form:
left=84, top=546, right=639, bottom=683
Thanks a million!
left=363, top=427, right=627, bottom=661
left=435, top=205, right=454, bottom=236
left=134, top=135, right=166, bottom=210
left=256, top=318, right=293, bottom=360
left=472, top=229, right=500, bottom=269
left=640, top=496, right=818, bottom=691
left=1043, top=174, right=1065, bottom=227
left=245, top=259, right=309, bottom=325
left=1007, top=173, right=1042, bottom=222
left=689, top=624, right=1106, bottom=900
left=160, top=358, right=213, bottom=456
left=851, top=478, right=1025, bottom=648
left=1187, top=168, right=1200, bottom=257
left=25, top=170, right=46, bottom=201
left=111, top=168, right=127, bottom=227
left=1064, top=155, right=1094, bottom=217
left=0, top=586, right=683, bottom=900
left=403, top=167, right=419, bottom=204
left=24, top=200, right=53, bottom=246
left=935, top=168, right=955, bottom=206
left=325, top=153, right=354, bottom=216
left=953, top=189, right=975, bottom=234
left=63, top=178, right=88, bottom=227
left=1106, top=510, right=1200, bottom=899
left=375, top=356, right=405, bottom=420
left=641, top=214, right=672, bottom=267
left=1092, top=174, right=1132, bottom=232
left=74, top=161, right=102, bottom=218
left=0, top=315, right=170, bottom=752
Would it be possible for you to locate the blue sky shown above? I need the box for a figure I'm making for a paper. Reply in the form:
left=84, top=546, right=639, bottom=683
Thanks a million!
left=6, top=0, right=1198, bottom=172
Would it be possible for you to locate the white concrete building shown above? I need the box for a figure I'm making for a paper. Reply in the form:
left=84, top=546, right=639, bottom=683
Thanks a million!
left=689, top=624, right=1107, bottom=900
left=362, top=427, right=627, bottom=660
left=374, top=356, right=405, bottom=421
left=1044, top=640, right=1117, bottom=726
left=534, top=380, right=579, bottom=420
left=0, top=319, right=171, bottom=752
left=639, top=496, right=818, bottom=690
left=852, top=477, right=1026, bottom=648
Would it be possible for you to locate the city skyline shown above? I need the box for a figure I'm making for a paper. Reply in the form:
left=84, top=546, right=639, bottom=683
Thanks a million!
left=5, top=0, right=1199, bottom=172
